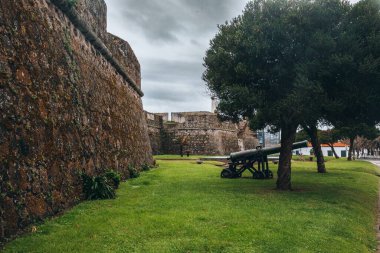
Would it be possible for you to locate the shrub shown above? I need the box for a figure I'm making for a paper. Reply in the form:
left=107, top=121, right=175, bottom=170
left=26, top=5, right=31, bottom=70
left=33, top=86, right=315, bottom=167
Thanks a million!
left=81, top=172, right=116, bottom=200
left=105, top=170, right=121, bottom=189
left=67, top=0, right=77, bottom=8
left=128, top=165, right=140, bottom=179
left=141, top=164, right=151, bottom=172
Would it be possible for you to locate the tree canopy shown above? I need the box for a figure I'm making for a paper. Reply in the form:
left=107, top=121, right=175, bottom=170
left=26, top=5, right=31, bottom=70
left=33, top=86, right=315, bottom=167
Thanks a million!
left=204, top=0, right=350, bottom=189
left=203, top=0, right=380, bottom=190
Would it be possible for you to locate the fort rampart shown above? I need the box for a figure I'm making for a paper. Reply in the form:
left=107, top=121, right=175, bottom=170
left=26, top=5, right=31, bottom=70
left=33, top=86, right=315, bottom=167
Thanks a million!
left=145, top=112, right=258, bottom=156
left=0, top=0, right=152, bottom=241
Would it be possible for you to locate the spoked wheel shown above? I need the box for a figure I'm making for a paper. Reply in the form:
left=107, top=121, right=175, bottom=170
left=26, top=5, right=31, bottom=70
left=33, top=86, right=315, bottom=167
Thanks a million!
left=221, top=169, right=233, bottom=178
left=266, top=170, right=274, bottom=179
left=253, top=171, right=265, bottom=179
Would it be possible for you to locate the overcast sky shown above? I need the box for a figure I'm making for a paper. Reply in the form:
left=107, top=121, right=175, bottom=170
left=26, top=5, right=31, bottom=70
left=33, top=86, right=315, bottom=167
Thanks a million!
left=104, top=0, right=359, bottom=114
left=104, top=0, right=248, bottom=113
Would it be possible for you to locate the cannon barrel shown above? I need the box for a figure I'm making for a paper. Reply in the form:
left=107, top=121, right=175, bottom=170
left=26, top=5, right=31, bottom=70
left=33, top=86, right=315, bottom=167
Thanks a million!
left=229, top=140, right=308, bottom=163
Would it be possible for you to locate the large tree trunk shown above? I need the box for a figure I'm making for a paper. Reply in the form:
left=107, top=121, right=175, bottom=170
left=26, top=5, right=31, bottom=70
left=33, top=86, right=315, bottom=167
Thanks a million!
left=348, top=137, right=355, bottom=161
left=328, top=143, right=340, bottom=159
left=277, top=124, right=297, bottom=191
left=303, top=124, right=326, bottom=173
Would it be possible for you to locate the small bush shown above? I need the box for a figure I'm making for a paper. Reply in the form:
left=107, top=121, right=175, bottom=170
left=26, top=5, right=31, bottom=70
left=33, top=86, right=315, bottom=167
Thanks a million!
left=128, top=165, right=140, bottom=179
left=141, top=164, right=151, bottom=172
left=81, top=172, right=116, bottom=200
left=67, top=0, right=78, bottom=8
left=105, top=170, right=121, bottom=189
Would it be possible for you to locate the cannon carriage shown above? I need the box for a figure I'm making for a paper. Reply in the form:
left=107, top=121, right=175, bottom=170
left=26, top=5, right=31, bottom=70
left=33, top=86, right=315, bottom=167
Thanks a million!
left=221, top=140, right=308, bottom=179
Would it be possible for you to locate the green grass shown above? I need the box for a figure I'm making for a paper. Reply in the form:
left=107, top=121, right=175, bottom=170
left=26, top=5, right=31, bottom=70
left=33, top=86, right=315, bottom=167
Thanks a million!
left=153, top=155, right=223, bottom=160
left=3, top=159, right=380, bottom=253
left=153, top=154, right=205, bottom=160
left=292, top=155, right=337, bottom=162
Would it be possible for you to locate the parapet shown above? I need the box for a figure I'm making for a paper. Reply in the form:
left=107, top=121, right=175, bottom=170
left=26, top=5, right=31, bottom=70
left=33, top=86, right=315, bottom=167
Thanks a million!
left=170, top=112, right=237, bottom=131
left=106, top=34, right=141, bottom=88
left=145, top=111, right=163, bottom=129
left=50, top=0, right=143, bottom=95
left=74, top=0, right=107, bottom=41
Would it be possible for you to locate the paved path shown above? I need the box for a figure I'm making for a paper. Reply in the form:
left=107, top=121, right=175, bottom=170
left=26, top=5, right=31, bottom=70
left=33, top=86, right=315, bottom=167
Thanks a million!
left=368, top=160, right=380, bottom=253
left=371, top=160, right=380, bottom=167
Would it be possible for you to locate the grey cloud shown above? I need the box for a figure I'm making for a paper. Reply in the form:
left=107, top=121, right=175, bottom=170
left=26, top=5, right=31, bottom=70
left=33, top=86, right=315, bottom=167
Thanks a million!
left=120, top=1, right=184, bottom=42
left=142, top=59, right=204, bottom=83
left=190, top=39, right=201, bottom=46
left=140, top=59, right=208, bottom=108
left=106, top=0, right=245, bottom=43
left=104, top=0, right=248, bottom=112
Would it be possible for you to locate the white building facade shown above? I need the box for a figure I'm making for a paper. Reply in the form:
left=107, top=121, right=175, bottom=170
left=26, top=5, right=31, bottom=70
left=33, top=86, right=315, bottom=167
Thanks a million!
left=293, top=142, right=349, bottom=158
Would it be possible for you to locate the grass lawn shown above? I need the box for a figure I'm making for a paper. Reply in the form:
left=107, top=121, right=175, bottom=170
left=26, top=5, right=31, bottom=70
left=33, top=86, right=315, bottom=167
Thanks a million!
left=153, top=155, right=224, bottom=160
left=153, top=154, right=206, bottom=160
left=3, top=159, right=380, bottom=253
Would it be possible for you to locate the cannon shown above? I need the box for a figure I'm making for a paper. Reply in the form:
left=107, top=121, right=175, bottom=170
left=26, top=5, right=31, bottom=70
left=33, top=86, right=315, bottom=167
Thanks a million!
left=221, top=140, right=308, bottom=179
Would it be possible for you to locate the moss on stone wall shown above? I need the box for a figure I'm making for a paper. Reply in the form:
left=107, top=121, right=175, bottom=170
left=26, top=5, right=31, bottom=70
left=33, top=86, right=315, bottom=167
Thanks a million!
left=0, top=0, right=152, bottom=242
left=145, top=112, right=258, bottom=156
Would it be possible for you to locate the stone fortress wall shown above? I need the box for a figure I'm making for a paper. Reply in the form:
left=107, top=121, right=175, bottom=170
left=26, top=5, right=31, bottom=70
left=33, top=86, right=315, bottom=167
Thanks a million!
left=0, top=0, right=152, bottom=241
left=145, top=111, right=259, bottom=156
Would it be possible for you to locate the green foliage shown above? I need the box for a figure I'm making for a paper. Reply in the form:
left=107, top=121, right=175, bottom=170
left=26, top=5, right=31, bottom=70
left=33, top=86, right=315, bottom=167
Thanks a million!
left=128, top=165, right=140, bottom=179
left=324, top=0, right=380, bottom=131
left=104, top=170, right=121, bottom=189
left=67, top=0, right=77, bottom=8
left=141, top=164, right=151, bottom=172
left=63, top=30, right=73, bottom=56
left=296, top=128, right=345, bottom=145
left=81, top=172, right=117, bottom=200
left=204, top=0, right=349, bottom=130
left=295, top=130, right=310, bottom=142
left=204, top=0, right=380, bottom=183
left=3, top=159, right=379, bottom=252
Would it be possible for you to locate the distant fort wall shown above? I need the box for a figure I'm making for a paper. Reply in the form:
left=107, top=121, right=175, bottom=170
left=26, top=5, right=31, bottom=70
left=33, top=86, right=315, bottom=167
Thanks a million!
left=0, top=0, right=152, bottom=241
left=145, top=112, right=259, bottom=156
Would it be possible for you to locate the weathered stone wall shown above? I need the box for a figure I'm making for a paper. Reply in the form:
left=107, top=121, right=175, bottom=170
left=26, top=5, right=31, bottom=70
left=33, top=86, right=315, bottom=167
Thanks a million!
left=145, top=112, right=163, bottom=155
left=162, top=128, right=240, bottom=155
left=145, top=112, right=259, bottom=156
left=171, top=112, right=237, bottom=131
left=0, top=0, right=152, bottom=241
left=74, top=0, right=107, bottom=41
left=237, top=121, right=259, bottom=150
left=106, top=34, right=141, bottom=88
left=163, top=112, right=239, bottom=155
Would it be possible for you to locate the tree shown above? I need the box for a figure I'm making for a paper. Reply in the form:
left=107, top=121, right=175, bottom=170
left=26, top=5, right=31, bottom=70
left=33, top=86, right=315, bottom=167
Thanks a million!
left=204, top=0, right=348, bottom=190
left=295, top=126, right=326, bottom=172
left=323, top=0, right=380, bottom=160
left=338, top=124, right=379, bottom=160
left=301, top=124, right=326, bottom=173
left=319, top=129, right=342, bottom=159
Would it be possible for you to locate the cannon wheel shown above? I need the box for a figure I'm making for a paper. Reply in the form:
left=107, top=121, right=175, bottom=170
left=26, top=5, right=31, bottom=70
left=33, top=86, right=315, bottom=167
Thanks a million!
left=253, top=171, right=265, bottom=179
left=266, top=170, right=274, bottom=179
left=221, top=169, right=233, bottom=178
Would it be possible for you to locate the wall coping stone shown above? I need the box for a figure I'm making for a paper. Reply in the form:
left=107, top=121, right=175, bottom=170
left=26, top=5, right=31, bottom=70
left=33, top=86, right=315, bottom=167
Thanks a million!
left=49, top=0, right=144, bottom=97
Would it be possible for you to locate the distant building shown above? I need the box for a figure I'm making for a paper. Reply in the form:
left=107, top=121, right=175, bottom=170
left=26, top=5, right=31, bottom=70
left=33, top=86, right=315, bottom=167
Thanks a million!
left=211, top=96, right=220, bottom=113
left=293, top=142, right=349, bottom=158
left=257, top=128, right=281, bottom=147
left=145, top=97, right=259, bottom=155
left=145, top=111, right=259, bottom=155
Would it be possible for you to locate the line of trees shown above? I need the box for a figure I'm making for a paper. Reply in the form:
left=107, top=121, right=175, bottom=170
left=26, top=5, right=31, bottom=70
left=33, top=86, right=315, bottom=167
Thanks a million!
left=203, top=0, right=380, bottom=190
left=354, top=135, right=380, bottom=158
left=296, top=127, right=380, bottom=160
